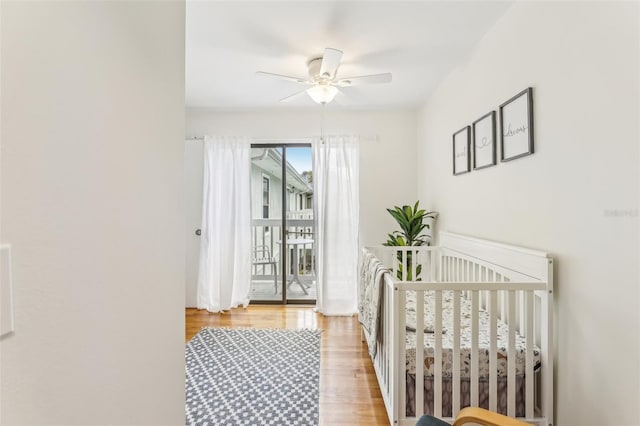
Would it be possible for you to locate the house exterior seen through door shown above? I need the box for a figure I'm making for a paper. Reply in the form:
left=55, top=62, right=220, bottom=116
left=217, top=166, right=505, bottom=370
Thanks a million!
left=250, top=145, right=315, bottom=303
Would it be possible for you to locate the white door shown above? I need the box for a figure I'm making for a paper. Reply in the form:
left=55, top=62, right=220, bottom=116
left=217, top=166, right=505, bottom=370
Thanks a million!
left=184, top=140, right=204, bottom=307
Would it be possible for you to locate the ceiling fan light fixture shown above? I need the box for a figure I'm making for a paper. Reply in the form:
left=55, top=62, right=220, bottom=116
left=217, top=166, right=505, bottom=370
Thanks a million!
left=306, top=84, right=338, bottom=104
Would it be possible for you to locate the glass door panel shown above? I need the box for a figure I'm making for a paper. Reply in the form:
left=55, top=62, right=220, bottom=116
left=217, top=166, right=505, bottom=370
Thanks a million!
left=250, top=147, right=283, bottom=301
left=283, top=147, right=315, bottom=303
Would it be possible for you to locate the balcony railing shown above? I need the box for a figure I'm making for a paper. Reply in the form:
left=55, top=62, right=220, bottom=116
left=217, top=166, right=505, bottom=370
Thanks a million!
left=251, top=218, right=315, bottom=280
left=286, top=209, right=313, bottom=220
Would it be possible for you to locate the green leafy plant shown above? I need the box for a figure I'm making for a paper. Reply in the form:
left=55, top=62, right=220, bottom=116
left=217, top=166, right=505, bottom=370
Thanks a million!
left=383, top=201, right=437, bottom=280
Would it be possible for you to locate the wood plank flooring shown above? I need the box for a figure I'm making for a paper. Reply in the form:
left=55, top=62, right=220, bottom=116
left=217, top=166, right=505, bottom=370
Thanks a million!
left=185, top=305, right=390, bottom=425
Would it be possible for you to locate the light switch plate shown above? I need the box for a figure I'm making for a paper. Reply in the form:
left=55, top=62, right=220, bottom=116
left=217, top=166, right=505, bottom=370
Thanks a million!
left=1, top=244, right=14, bottom=337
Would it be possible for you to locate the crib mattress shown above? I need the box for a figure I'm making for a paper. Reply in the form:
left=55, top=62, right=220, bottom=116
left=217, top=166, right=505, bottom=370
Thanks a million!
left=404, top=290, right=540, bottom=379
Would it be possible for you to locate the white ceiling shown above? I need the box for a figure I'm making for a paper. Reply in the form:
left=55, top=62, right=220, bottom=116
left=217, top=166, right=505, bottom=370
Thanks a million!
left=186, top=1, right=512, bottom=109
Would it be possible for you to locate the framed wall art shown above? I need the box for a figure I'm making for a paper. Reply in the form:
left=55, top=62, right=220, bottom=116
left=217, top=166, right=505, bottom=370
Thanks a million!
left=500, top=87, right=534, bottom=161
left=452, top=126, right=471, bottom=175
left=472, top=111, right=496, bottom=170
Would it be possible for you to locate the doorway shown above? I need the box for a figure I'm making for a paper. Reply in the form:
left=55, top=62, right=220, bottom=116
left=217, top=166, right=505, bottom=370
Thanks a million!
left=249, top=144, right=315, bottom=304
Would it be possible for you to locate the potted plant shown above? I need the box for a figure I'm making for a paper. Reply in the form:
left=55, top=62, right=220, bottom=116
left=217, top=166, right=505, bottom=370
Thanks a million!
left=383, top=201, right=437, bottom=280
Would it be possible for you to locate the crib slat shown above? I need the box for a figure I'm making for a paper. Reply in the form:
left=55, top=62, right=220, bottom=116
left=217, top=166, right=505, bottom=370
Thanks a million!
left=517, top=291, right=523, bottom=334
left=441, top=255, right=446, bottom=281
left=415, top=290, right=425, bottom=417
left=402, top=250, right=407, bottom=281
left=444, top=255, right=449, bottom=282
left=500, top=276, right=506, bottom=322
left=452, top=290, right=461, bottom=416
left=471, top=290, right=479, bottom=407
left=379, top=280, right=384, bottom=386
left=451, top=256, right=455, bottom=281
left=434, top=290, right=443, bottom=418
left=525, top=290, right=534, bottom=419
left=449, top=257, right=456, bottom=281
left=489, top=289, right=498, bottom=413
left=383, top=279, right=389, bottom=393
left=387, top=279, right=392, bottom=394
left=480, top=266, right=487, bottom=310
left=450, top=256, right=454, bottom=282
left=438, top=253, right=447, bottom=281
left=451, top=257, right=458, bottom=281
left=398, top=287, right=407, bottom=422
left=430, top=250, right=437, bottom=282
left=461, top=258, right=465, bottom=281
left=507, top=290, right=516, bottom=417
left=407, top=250, right=417, bottom=281
left=443, top=255, right=446, bottom=281
left=388, top=280, right=392, bottom=394
left=465, top=259, right=469, bottom=281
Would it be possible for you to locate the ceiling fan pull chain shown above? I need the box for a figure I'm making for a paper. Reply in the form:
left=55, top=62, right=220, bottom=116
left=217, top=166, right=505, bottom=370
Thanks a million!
left=321, top=103, right=325, bottom=144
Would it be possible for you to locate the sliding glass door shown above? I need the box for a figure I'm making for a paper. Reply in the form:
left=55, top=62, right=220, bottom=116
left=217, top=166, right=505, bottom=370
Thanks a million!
left=249, top=144, right=315, bottom=304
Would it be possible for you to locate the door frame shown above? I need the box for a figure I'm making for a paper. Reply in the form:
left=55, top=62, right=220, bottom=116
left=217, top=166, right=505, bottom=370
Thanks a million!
left=250, top=143, right=314, bottom=305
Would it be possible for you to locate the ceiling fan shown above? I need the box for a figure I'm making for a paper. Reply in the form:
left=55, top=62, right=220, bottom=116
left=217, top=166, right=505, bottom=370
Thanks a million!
left=256, top=48, right=392, bottom=105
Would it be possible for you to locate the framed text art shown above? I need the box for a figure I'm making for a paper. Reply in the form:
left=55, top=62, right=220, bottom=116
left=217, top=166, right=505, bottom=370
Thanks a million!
left=472, top=111, right=496, bottom=170
left=500, top=87, right=534, bottom=161
left=453, top=126, right=471, bottom=175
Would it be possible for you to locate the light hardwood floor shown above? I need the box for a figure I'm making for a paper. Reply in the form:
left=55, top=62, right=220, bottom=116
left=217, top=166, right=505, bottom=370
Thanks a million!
left=185, top=305, right=390, bottom=425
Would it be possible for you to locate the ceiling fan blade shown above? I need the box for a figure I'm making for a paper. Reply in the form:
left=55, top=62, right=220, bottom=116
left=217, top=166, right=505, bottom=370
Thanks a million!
left=335, top=73, right=392, bottom=87
left=279, top=88, right=310, bottom=103
left=319, top=48, right=343, bottom=79
left=256, top=71, right=310, bottom=84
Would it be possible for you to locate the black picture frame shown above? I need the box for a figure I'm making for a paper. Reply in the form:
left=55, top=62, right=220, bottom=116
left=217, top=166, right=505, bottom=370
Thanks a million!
left=499, top=87, right=534, bottom=162
left=452, top=126, right=471, bottom=176
left=472, top=111, right=496, bottom=170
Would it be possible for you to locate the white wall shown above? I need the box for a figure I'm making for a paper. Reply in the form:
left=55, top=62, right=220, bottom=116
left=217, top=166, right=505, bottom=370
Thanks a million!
left=417, top=2, right=639, bottom=425
left=185, top=108, right=418, bottom=306
left=1, top=2, right=185, bottom=425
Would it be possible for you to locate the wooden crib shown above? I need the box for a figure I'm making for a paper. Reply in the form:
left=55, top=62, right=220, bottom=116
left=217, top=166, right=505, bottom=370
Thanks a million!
left=360, top=232, right=554, bottom=426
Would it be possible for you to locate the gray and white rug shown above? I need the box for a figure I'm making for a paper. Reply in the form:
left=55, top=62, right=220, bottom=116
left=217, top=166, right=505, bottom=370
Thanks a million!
left=186, top=328, right=321, bottom=426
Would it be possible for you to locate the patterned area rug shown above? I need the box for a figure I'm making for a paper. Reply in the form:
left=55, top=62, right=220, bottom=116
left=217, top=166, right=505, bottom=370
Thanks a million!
left=186, top=328, right=321, bottom=426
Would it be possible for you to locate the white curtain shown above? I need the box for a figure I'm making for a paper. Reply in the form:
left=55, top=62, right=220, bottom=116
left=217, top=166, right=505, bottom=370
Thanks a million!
left=197, top=136, right=252, bottom=312
left=313, top=135, right=360, bottom=316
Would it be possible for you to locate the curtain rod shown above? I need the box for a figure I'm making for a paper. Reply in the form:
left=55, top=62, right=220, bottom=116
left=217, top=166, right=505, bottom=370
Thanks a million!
left=185, top=135, right=379, bottom=143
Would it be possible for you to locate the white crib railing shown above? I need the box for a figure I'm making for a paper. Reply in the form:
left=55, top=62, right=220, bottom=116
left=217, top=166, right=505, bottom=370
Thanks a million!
left=363, top=232, right=553, bottom=426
